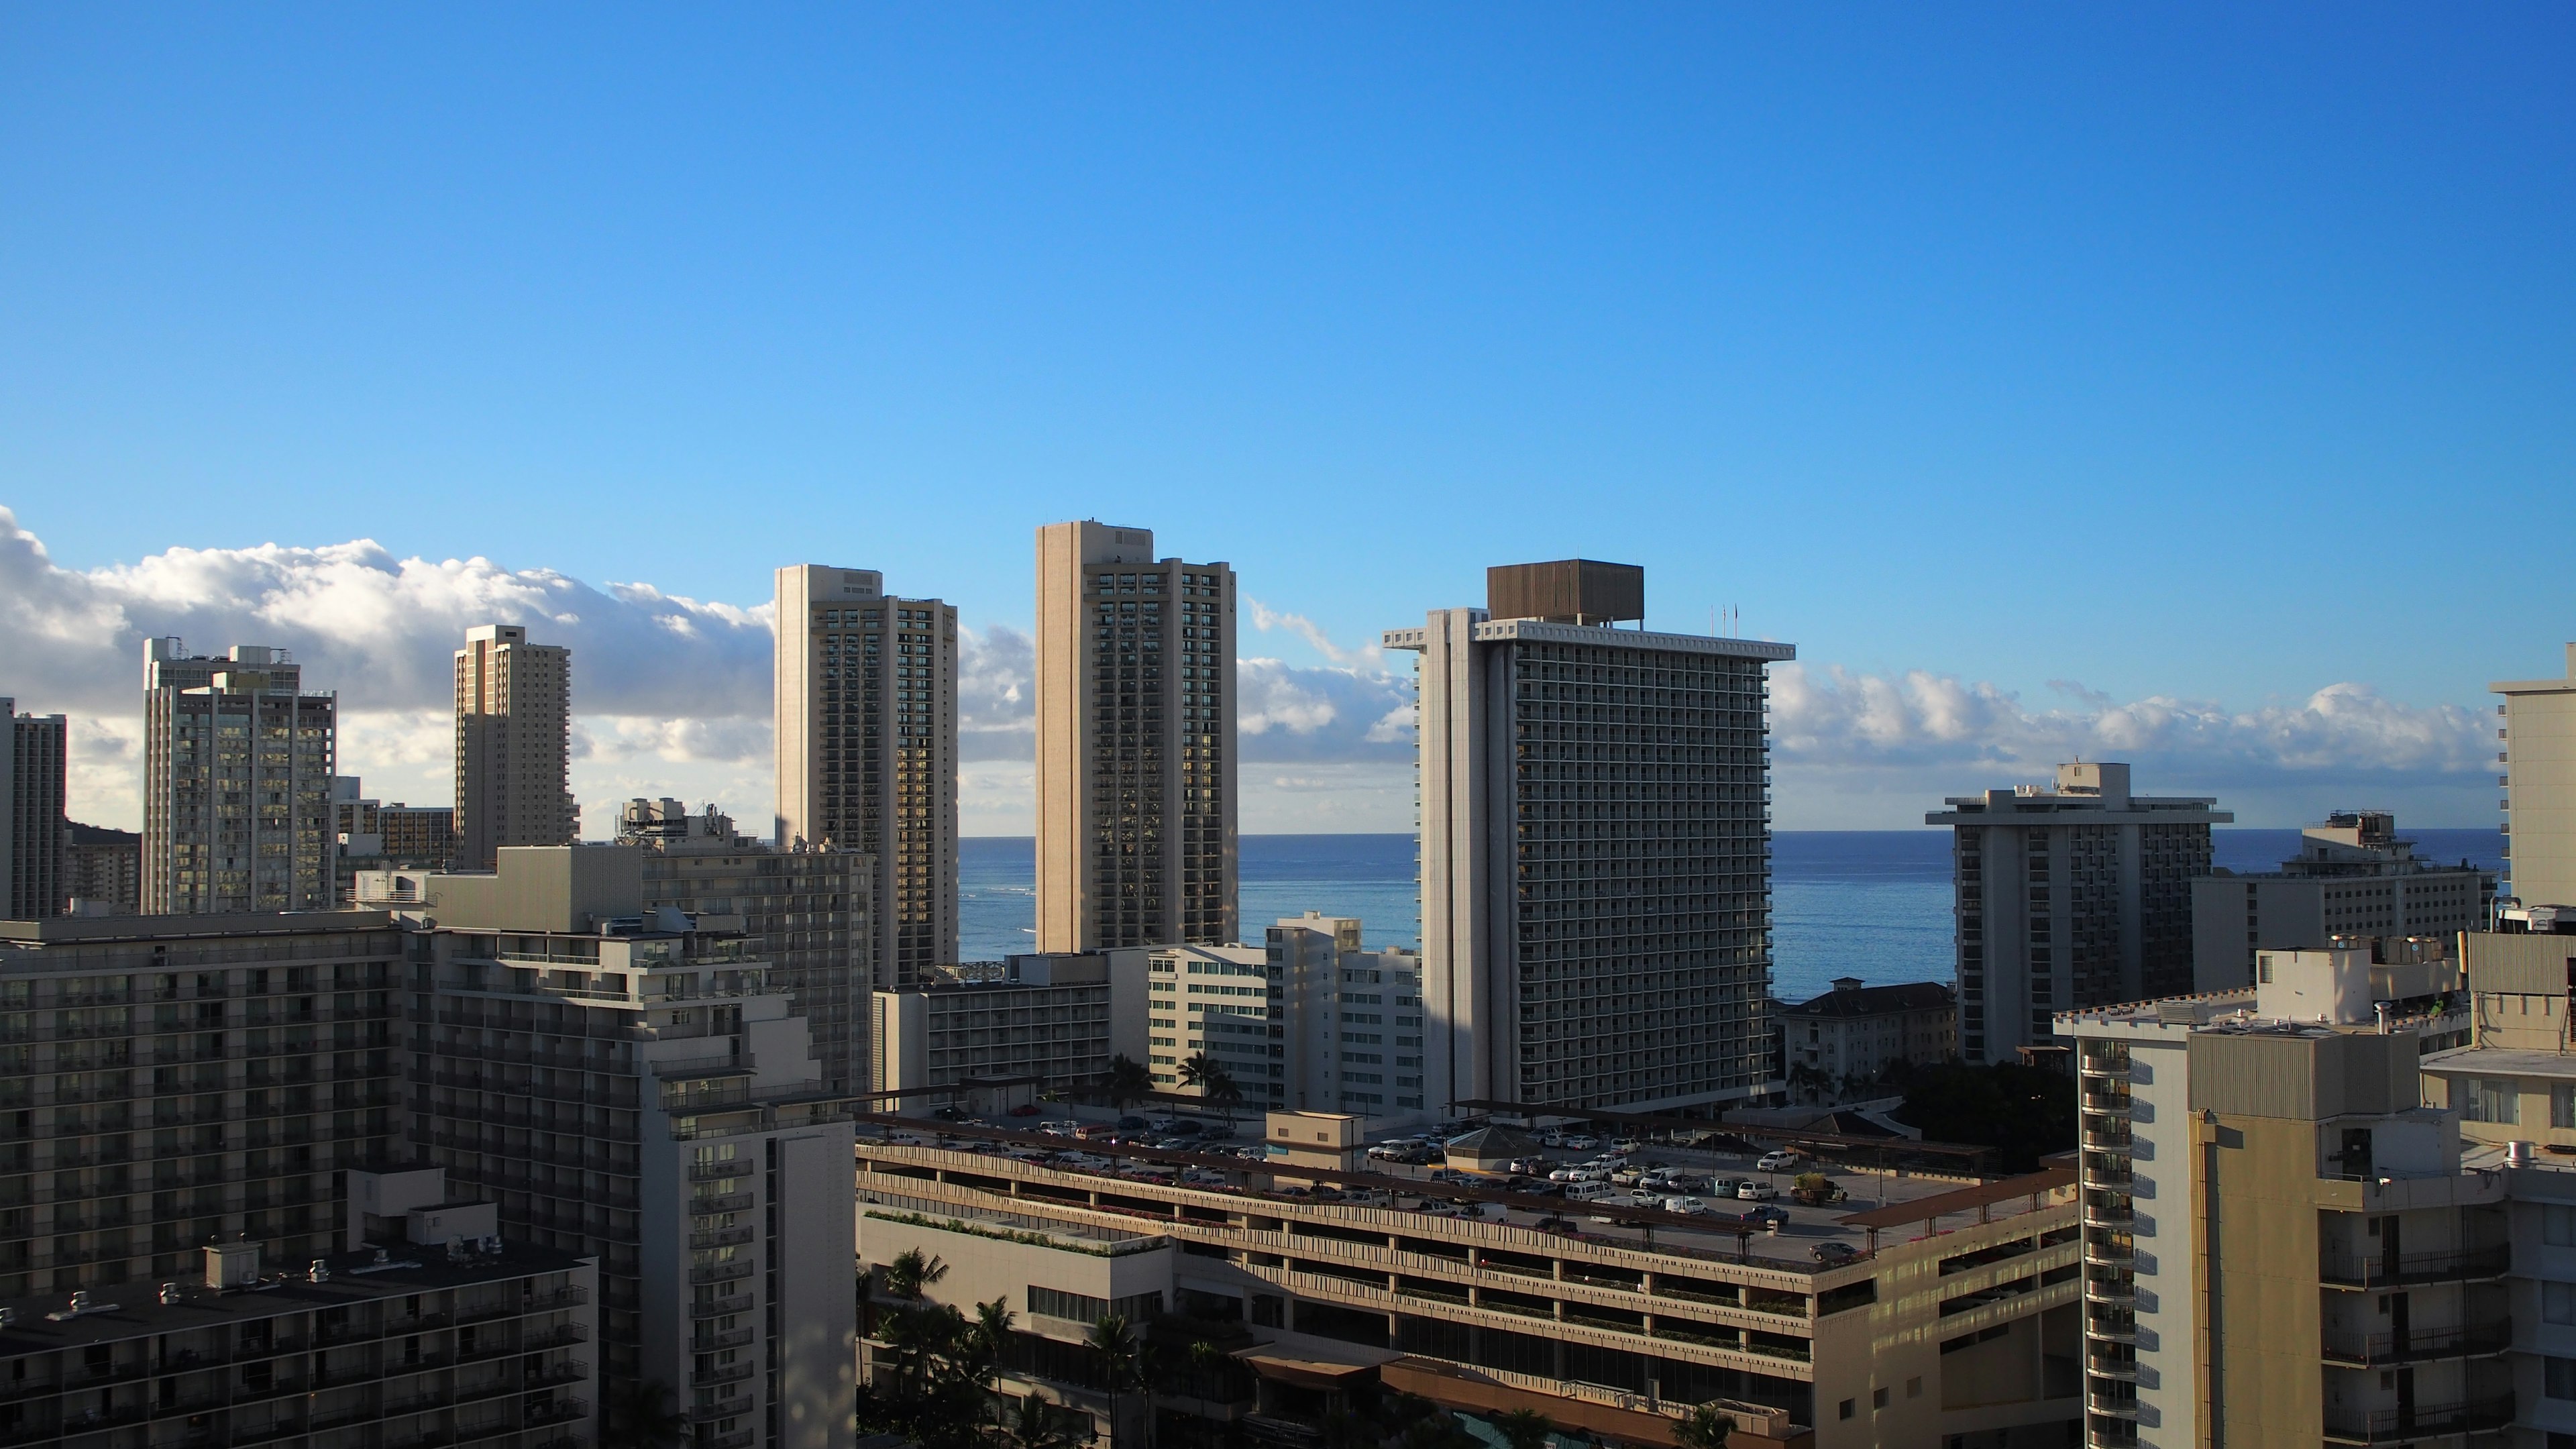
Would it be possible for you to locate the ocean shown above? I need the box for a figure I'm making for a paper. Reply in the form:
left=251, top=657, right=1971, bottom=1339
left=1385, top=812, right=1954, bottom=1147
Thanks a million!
left=961, top=828, right=2506, bottom=1006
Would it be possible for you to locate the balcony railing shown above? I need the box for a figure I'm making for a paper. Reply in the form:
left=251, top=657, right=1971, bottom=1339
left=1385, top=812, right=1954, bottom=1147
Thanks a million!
left=2322, top=1393, right=2514, bottom=1444
left=2318, top=1245, right=2510, bottom=1289
left=2320, top=1320, right=2512, bottom=1367
left=2085, top=1387, right=2139, bottom=1418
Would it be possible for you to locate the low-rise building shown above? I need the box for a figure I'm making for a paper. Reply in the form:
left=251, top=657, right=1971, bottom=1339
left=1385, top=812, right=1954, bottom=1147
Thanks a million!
left=2190, top=810, right=2495, bottom=991
left=854, top=1126, right=2087, bottom=1448
left=1777, top=978, right=1955, bottom=1104
left=0, top=1237, right=595, bottom=1449
left=870, top=951, right=1146, bottom=1113
left=1147, top=916, right=1424, bottom=1119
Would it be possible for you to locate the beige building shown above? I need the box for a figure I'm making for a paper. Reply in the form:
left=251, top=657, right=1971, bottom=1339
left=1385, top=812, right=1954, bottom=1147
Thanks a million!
left=1144, top=914, right=1426, bottom=1118
left=452, top=624, right=574, bottom=870
left=4, top=699, right=67, bottom=919
left=142, top=639, right=339, bottom=914
left=1778, top=978, right=1957, bottom=1104
left=1034, top=521, right=1238, bottom=952
left=2058, top=949, right=2487, bottom=1449
left=856, top=1128, right=2085, bottom=1448
left=870, top=949, right=1147, bottom=1110
left=1388, top=560, right=1793, bottom=1115
left=2498, top=643, right=2576, bottom=914
left=773, top=564, right=959, bottom=989
left=2190, top=810, right=2494, bottom=992
left=1931, top=763, right=2230, bottom=1066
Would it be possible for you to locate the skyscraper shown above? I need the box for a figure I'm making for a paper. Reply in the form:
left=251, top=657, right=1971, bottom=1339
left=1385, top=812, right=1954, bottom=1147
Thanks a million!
left=1386, top=560, right=1793, bottom=1114
left=2496, top=641, right=2576, bottom=916
left=4, top=700, right=68, bottom=919
left=1929, top=762, right=2229, bottom=1065
left=773, top=564, right=957, bottom=988
left=1034, top=521, right=1238, bottom=952
left=142, top=640, right=338, bottom=914
left=452, top=624, right=575, bottom=869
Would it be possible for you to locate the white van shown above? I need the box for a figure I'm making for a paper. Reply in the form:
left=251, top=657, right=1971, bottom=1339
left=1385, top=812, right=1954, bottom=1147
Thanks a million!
left=1566, top=1180, right=1621, bottom=1203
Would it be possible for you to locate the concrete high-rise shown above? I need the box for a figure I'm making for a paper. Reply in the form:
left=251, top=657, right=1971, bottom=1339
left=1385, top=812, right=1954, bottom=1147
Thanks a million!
left=2188, top=810, right=2493, bottom=991
left=142, top=640, right=338, bottom=914
left=4, top=700, right=68, bottom=919
left=773, top=565, right=957, bottom=989
left=1385, top=560, right=1794, bottom=1115
left=2497, top=641, right=2576, bottom=916
left=453, top=624, right=575, bottom=870
left=1929, top=762, right=2229, bottom=1066
left=1034, top=522, right=1238, bottom=951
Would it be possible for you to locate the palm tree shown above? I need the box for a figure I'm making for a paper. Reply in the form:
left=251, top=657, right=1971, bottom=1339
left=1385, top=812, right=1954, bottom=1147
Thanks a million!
left=1491, top=1408, right=1556, bottom=1449
left=994, top=1391, right=1091, bottom=1449
left=1672, top=1403, right=1734, bottom=1449
left=1088, top=1312, right=1144, bottom=1449
left=1103, top=1055, right=1155, bottom=1110
left=1175, top=1053, right=1243, bottom=1115
left=603, top=1377, right=689, bottom=1449
left=883, top=1246, right=949, bottom=1301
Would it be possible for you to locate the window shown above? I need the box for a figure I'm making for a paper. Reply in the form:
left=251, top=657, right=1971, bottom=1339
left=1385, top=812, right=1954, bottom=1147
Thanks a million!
left=2549, top=1356, right=2576, bottom=1401
left=2548, top=1281, right=2576, bottom=1327
left=2548, top=1204, right=2576, bottom=1247
left=1838, top=1399, right=1855, bottom=1421
left=1873, top=1387, right=1890, bottom=1409
left=2463, top=1077, right=2521, bottom=1124
left=2555, top=1083, right=2575, bottom=1130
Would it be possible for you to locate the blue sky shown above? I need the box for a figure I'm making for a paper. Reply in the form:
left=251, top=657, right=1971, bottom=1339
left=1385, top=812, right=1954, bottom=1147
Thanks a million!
left=3, top=7, right=2569, bottom=832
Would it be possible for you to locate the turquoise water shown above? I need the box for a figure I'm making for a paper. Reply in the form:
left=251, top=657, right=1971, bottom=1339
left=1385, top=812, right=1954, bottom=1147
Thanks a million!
left=960, top=828, right=2506, bottom=1006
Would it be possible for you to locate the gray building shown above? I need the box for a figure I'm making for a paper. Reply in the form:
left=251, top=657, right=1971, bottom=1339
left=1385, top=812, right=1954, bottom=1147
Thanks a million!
left=1929, top=762, right=2229, bottom=1065
left=362, top=846, right=857, bottom=1449
left=141, top=640, right=338, bottom=914
left=64, top=821, right=142, bottom=916
left=4, top=699, right=67, bottom=919
left=0, top=910, right=404, bottom=1299
left=872, top=949, right=1146, bottom=1112
left=1387, top=559, right=1794, bottom=1115
left=2189, top=810, right=2494, bottom=991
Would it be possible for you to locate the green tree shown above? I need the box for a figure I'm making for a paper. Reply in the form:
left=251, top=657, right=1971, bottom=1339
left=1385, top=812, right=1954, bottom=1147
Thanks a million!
left=883, top=1246, right=949, bottom=1301
left=1088, top=1313, right=1144, bottom=1449
left=1177, top=1053, right=1243, bottom=1112
left=1673, top=1402, right=1734, bottom=1449
left=1490, top=1409, right=1557, bottom=1449
left=1890, top=1061, right=2078, bottom=1172
left=1103, top=1055, right=1156, bottom=1110
left=603, top=1378, right=688, bottom=1449
left=994, top=1391, right=1091, bottom=1449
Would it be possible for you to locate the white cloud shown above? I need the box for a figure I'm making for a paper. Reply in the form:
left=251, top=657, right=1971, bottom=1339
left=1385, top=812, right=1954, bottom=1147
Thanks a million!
left=1244, top=596, right=1383, bottom=670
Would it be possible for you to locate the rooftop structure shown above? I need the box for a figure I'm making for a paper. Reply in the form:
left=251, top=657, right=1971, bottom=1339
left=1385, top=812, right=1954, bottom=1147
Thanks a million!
left=2190, top=810, right=2494, bottom=991
left=2496, top=643, right=2576, bottom=914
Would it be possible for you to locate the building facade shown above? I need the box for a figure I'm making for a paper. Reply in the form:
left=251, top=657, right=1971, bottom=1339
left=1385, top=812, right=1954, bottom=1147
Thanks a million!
left=623, top=798, right=874, bottom=1097
left=856, top=1129, right=2084, bottom=1449
left=332, top=776, right=458, bottom=906
left=63, top=822, right=142, bottom=916
left=2498, top=643, right=2576, bottom=914
left=1930, top=762, right=2229, bottom=1066
left=1387, top=561, right=1794, bottom=1115
left=366, top=846, right=857, bottom=1449
left=0, top=1236, right=595, bottom=1449
left=772, top=565, right=959, bottom=989
left=453, top=625, right=575, bottom=870
left=2190, top=810, right=2495, bottom=991
left=0, top=910, right=404, bottom=1299
left=1267, top=913, right=1425, bottom=1118
left=4, top=700, right=67, bottom=920
left=2059, top=949, right=2484, bottom=1449
left=1778, top=977, right=1957, bottom=1104
left=871, top=951, right=1147, bottom=1109
left=1034, top=522, right=1238, bottom=952
left=142, top=641, right=338, bottom=914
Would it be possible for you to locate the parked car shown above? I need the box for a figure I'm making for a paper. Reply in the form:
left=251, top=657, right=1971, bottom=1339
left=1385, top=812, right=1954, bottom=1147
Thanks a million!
left=1662, top=1195, right=1711, bottom=1216
left=1811, top=1242, right=1860, bottom=1266
left=1116, top=1115, right=1150, bottom=1130
left=1506, top=1157, right=1548, bottom=1176
left=1705, top=1178, right=1743, bottom=1197
left=1006, top=1104, right=1044, bottom=1118
left=1756, top=1149, right=1804, bottom=1173
left=1560, top=1135, right=1600, bottom=1151
left=1609, top=1138, right=1645, bottom=1155
left=1565, top=1181, right=1620, bottom=1203
left=1623, top=1187, right=1665, bottom=1208
left=1538, top=1132, right=1569, bottom=1148
left=1523, top=1181, right=1566, bottom=1198
left=1037, top=1119, right=1082, bottom=1136
left=1163, top=1119, right=1205, bottom=1136
left=1736, top=1181, right=1779, bottom=1201
left=1735, top=1205, right=1791, bottom=1230
left=1611, top=1168, right=1648, bottom=1187
left=1197, top=1120, right=1235, bottom=1140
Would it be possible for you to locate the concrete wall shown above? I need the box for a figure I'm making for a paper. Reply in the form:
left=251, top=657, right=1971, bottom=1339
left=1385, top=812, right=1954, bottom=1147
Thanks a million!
left=423, top=845, right=643, bottom=932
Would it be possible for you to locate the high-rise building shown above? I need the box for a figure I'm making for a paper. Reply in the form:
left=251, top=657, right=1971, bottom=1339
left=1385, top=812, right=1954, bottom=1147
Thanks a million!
left=362, top=846, right=858, bottom=1448
left=4, top=700, right=68, bottom=919
left=1266, top=912, right=1424, bottom=1117
left=63, top=821, right=142, bottom=914
left=0, top=909, right=405, bottom=1298
left=1929, top=762, right=2229, bottom=1066
left=2497, top=642, right=2576, bottom=916
left=622, top=797, right=874, bottom=1096
left=331, top=775, right=459, bottom=905
left=1386, top=560, right=1792, bottom=1114
left=773, top=566, right=958, bottom=990
left=1034, top=522, right=1238, bottom=952
left=2189, top=810, right=2494, bottom=991
left=453, top=625, right=575, bottom=870
left=142, top=640, right=339, bottom=914
left=2059, top=954, right=2491, bottom=1449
